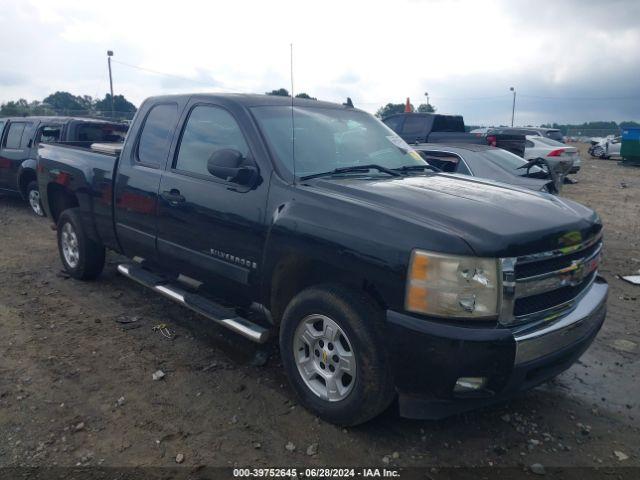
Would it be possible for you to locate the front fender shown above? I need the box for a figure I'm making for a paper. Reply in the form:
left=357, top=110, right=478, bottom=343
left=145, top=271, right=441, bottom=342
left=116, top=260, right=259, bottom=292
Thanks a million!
left=260, top=197, right=408, bottom=314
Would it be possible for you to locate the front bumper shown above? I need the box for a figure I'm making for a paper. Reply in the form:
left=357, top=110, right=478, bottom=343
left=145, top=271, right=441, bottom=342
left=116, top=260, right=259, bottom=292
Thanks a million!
left=386, top=276, right=608, bottom=419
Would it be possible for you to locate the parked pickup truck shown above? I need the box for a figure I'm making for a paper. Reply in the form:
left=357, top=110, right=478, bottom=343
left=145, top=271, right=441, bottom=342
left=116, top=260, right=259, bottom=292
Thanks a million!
left=37, top=94, right=608, bottom=425
left=383, top=112, right=527, bottom=157
left=0, top=116, right=127, bottom=216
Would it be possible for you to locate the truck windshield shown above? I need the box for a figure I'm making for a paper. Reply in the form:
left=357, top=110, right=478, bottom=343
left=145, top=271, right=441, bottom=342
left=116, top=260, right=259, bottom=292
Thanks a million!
left=251, top=106, right=426, bottom=178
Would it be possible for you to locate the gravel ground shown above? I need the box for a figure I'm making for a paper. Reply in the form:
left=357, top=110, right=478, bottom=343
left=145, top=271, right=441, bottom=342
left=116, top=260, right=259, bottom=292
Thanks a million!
left=0, top=143, right=638, bottom=471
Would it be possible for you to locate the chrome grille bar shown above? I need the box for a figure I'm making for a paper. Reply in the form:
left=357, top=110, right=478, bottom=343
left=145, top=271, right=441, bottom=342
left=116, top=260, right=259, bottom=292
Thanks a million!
left=515, top=243, right=602, bottom=298
left=499, top=234, right=603, bottom=326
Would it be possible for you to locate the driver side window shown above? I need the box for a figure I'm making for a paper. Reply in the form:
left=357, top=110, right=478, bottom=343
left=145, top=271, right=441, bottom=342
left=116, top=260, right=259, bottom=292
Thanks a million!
left=174, top=105, right=250, bottom=178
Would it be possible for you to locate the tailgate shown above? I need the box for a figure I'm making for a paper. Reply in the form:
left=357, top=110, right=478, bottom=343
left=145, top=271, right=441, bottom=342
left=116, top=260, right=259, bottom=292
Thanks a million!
left=426, top=132, right=485, bottom=145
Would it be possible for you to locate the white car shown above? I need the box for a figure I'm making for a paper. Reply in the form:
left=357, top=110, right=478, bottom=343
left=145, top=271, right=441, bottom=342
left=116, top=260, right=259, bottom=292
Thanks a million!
left=591, top=136, right=622, bottom=159
left=525, top=135, right=581, bottom=173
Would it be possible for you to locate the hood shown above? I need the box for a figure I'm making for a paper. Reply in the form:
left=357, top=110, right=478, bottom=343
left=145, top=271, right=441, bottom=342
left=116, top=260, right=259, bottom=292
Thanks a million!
left=507, top=175, right=552, bottom=193
left=306, top=173, right=601, bottom=257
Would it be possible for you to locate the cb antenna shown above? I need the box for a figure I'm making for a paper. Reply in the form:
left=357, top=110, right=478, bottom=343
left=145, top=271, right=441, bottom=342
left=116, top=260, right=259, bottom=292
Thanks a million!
left=290, top=43, right=296, bottom=185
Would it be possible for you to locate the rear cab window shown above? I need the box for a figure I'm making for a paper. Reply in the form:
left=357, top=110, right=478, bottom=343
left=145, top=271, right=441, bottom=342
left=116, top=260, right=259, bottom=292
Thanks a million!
left=77, top=123, right=128, bottom=143
left=382, top=116, right=403, bottom=134
left=38, top=125, right=62, bottom=143
left=136, top=103, right=179, bottom=168
left=431, top=115, right=465, bottom=132
left=401, top=116, right=426, bottom=136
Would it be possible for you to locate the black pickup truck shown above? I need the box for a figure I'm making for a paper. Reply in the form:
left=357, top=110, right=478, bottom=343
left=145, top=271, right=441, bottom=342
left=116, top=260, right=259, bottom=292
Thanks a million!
left=382, top=112, right=474, bottom=144
left=0, top=116, right=127, bottom=215
left=383, top=112, right=527, bottom=157
left=37, top=94, right=607, bottom=425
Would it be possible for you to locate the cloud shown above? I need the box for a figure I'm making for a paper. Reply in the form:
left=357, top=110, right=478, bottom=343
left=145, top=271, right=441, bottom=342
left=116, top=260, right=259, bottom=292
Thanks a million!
left=0, top=71, right=26, bottom=86
left=0, top=0, right=637, bottom=125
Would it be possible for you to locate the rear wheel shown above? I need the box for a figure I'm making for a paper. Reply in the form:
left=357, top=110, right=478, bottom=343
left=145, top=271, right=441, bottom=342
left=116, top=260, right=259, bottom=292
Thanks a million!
left=26, top=181, right=44, bottom=217
left=279, top=284, right=394, bottom=425
left=57, top=208, right=105, bottom=280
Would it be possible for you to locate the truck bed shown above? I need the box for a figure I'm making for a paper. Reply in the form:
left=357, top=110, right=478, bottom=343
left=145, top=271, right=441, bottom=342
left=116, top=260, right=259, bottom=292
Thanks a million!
left=36, top=142, right=119, bottom=249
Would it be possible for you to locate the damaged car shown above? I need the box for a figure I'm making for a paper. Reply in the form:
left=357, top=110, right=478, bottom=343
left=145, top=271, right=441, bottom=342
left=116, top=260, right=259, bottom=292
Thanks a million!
left=415, top=144, right=561, bottom=193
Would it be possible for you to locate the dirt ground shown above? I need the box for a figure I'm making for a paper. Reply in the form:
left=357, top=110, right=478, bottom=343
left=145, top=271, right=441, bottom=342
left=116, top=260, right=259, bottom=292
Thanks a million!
left=0, top=143, right=639, bottom=472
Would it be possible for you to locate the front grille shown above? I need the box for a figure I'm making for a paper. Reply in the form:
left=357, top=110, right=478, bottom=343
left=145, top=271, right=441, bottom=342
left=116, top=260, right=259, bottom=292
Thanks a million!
left=515, top=240, right=601, bottom=279
left=514, top=271, right=596, bottom=316
left=501, top=235, right=602, bottom=325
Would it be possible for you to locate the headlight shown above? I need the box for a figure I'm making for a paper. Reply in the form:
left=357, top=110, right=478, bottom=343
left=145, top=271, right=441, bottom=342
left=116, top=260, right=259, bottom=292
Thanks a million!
left=405, top=250, right=499, bottom=319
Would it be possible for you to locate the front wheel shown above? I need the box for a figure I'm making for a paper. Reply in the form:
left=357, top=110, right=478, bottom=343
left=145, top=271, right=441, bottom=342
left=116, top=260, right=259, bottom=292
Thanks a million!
left=591, top=146, right=605, bottom=158
left=279, top=284, right=394, bottom=425
left=56, top=208, right=105, bottom=280
left=26, top=181, right=45, bottom=217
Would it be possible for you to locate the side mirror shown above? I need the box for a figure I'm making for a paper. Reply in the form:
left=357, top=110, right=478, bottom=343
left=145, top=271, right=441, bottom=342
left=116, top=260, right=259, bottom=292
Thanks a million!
left=207, top=149, right=258, bottom=186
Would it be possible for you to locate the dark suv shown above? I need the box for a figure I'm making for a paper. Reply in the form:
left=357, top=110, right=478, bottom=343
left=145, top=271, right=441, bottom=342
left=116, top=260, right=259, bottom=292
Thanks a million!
left=489, top=127, right=564, bottom=143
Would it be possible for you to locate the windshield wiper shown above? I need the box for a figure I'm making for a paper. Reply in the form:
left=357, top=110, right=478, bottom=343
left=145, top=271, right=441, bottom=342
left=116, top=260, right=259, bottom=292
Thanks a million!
left=392, top=164, right=440, bottom=174
left=300, top=164, right=402, bottom=181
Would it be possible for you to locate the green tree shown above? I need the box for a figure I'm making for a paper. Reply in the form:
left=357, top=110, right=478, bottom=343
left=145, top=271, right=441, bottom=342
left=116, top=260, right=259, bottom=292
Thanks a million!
left=375, top=103, right=410, bottom=118
left=295, top=92, right=317, bottom=100
left=417, top=103, right=436, bottom=113
left=0, top=99, right=30, bottom=116
left=265, top=88, right=290, bottom=97
left=42, top=91, right=88, bottom=115
left=95, top=94, right=137, bottom=119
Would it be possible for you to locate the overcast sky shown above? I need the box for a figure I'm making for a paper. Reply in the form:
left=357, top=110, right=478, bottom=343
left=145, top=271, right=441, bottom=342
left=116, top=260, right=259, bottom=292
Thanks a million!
left=1, top=0, right=639, bottom=125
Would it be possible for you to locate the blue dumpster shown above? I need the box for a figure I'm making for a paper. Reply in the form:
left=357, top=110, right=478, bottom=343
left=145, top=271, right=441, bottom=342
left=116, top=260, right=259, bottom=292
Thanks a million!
left=621, top=127, right=640, bottom=166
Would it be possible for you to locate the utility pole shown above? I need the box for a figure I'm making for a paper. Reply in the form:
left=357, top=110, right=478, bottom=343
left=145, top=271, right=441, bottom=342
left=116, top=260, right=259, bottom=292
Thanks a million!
left=107, top=50, right=115, bottom=119
left=510, top=86, right=516, bottom=127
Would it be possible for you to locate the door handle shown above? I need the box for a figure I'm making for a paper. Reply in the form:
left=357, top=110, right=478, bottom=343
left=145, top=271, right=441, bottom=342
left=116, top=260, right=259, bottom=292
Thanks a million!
left=161, top=189, right=185, bottom=205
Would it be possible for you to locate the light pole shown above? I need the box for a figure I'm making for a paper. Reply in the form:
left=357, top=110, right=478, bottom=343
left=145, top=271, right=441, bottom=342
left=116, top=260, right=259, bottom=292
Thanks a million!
left=510, top=86, right=516, bottom=127
left=107, top=50, right=115, bottom=119
left=424, top=91, right=429, bottom=107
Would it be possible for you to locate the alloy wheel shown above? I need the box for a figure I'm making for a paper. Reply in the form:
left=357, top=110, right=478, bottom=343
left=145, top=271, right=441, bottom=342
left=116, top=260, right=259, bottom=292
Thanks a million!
left=28, top=189, right=44, bottom=216
left=293, top=314, right=356, bottom=402
left=61, top=222, right=80, bottom=268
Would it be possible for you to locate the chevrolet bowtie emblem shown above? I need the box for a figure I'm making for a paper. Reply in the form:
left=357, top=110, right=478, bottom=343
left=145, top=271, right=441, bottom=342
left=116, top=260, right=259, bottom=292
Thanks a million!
left=559, top=261, right=586, bottom=287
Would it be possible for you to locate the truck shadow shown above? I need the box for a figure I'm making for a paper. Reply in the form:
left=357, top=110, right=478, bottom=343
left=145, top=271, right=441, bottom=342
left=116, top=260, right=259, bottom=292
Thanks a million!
left=97, top=254, right=602, bottom=442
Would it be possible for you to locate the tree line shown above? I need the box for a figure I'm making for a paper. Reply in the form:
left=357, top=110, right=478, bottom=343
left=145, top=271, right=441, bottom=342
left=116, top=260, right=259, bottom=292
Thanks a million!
left=2, top=88, right=437, bottom=122
left=0, top=91, right=137, bottom=120
left=9, top=89, right=630, bottom=134
left=540, top=121, right=640, bottom=136
left=266, top=89, right=437, bottom=118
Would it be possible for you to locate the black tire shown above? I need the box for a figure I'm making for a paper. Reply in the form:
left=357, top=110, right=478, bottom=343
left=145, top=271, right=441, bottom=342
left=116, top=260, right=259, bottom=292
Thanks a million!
left=26, top=180, right=45, bottom=217
left=56, top=208, right=105, bottom=280
left=591, top=146, right=605, bottom=158
left=279, top=284, right=394, bottom=426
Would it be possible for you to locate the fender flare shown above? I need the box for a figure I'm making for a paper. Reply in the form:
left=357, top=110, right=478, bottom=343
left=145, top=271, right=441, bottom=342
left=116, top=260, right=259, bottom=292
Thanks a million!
left=16, top=159, right=38, bottom=199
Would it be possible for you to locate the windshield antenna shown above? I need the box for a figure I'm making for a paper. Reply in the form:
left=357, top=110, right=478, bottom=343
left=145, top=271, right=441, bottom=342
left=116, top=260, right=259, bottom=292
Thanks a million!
left=290, top=43, right=296, bottom=185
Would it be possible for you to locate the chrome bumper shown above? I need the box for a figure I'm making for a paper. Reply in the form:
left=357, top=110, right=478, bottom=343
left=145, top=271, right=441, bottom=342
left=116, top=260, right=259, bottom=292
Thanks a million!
left=513, top=278, right=608, bottom=365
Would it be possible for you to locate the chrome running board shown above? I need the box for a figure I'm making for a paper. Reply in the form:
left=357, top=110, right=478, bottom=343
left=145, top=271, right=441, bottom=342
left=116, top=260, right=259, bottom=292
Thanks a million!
left=116, top=264, right=269, bottom=344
